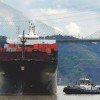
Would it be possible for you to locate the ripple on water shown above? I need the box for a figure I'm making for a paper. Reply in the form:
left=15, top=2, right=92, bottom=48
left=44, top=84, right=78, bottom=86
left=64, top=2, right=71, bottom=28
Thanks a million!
left=0, top=86, right=100, bottom=100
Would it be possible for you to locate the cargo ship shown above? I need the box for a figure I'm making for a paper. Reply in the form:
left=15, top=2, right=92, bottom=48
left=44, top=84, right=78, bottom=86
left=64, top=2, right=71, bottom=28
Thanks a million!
left=0, top=23, right=58, bottom=95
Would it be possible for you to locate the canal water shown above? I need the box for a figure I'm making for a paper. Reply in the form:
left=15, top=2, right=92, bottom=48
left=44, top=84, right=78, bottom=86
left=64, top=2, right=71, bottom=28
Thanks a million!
left=0, top=86, right=99, bottom=100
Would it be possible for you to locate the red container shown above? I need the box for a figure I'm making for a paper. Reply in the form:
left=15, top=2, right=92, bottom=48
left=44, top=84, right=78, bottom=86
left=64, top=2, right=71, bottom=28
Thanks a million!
left=53, top=43, right=58, bottom=51
left=26, top=47, right=32, bottom=52
left=0, top=48, right=2, bottom=52
left=0, top=48, right=6, bottom=52
left=17, top=48, right=22, bottom=52
left=8, top=44, right=15, bottom=48
left=34, top=44, right=39, bottom=50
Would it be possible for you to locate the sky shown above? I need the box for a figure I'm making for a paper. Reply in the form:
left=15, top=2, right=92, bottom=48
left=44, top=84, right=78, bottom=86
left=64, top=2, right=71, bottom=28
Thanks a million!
left=1, top=0, right=100, bottom=38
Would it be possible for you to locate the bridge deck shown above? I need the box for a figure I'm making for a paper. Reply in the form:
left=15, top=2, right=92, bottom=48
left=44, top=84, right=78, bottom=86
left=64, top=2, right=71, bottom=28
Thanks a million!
left=57, top=39, right=100, bottom=43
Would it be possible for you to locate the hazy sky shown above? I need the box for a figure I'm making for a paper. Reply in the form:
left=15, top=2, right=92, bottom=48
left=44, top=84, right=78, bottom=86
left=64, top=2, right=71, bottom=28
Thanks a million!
left=1, top=0, right=100, bottom=38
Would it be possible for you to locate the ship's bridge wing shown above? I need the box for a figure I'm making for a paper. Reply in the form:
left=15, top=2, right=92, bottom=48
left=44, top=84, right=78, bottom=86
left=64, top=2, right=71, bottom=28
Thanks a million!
left=18, top=33, right=39, bottom=39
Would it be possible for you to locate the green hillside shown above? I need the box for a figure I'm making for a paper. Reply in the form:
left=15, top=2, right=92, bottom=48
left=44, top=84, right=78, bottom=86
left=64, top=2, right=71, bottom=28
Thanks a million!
left=57, top=42, right=100, bottom=85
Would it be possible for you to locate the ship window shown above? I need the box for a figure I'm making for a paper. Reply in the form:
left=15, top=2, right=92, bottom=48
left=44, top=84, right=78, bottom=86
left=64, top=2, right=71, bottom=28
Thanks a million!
left=80, top=80, right=91, bottom=85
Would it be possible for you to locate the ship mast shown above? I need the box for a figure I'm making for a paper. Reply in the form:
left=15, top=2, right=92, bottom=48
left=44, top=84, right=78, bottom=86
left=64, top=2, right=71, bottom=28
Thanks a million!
left=29, top=22, right=35, bottom=33
left=21, top=31, right=26, bottom=59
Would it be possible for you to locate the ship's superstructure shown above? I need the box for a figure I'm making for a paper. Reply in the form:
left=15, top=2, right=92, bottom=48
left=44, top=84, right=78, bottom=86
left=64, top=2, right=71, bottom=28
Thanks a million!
left=0, top=23, right=58, bottom=94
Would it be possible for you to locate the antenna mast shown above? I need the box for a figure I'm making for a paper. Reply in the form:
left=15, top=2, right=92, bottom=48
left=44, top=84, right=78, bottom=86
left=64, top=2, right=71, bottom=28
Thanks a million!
left=21, top=31, right=26, bottom=59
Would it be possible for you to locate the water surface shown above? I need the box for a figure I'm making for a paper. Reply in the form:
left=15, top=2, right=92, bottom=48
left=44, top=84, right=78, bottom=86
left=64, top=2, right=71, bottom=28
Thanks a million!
left=0, top=86, right=100, bottom=100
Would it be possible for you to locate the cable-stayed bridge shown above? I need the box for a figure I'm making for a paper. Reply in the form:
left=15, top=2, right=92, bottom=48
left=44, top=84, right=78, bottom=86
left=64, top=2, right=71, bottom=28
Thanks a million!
left=0, top=19, right=100, bottom=43
left=57, top=38, right=100, bottom=43
left=58, top=30, right=100, bottom=43
left=34, top=20, right=100, bottom=43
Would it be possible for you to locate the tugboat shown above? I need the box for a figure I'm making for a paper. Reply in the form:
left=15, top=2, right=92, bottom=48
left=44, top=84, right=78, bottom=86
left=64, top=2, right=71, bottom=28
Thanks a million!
left=63, top=77, right=100, bottom=94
